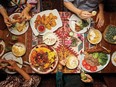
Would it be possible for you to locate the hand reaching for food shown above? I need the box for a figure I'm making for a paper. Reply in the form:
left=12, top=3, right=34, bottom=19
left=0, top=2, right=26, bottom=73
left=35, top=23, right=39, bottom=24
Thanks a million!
left=81, top=73, right=93, bottom=83
left=4, top=16, right=12, bottom=27
left=0, top=59, right=8, bottom=69
left=6, top=60, right=20, bottom=71
left=78, top=10, right=93, bottom=19
left=20, top=9, right=31, bottom=21
left=11, top=14, right=25, bottom=24
left=0, top=59, right=19, bottom=70
left=9, top=13, right=28, bottom=32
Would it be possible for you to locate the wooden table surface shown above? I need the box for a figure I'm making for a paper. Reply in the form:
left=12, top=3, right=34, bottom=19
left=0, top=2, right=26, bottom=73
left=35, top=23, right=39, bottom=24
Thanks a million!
left=0, top=11, right=116, bottom=74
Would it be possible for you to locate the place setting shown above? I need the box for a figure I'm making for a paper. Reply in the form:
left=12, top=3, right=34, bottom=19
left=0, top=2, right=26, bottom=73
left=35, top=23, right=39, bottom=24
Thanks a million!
left=1, top=42, right=27, bottom=74
left=8, top=13, right=29, bottom=35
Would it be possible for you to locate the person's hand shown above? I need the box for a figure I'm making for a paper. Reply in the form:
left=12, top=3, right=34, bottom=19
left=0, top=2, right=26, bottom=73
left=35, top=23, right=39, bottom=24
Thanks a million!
left=96, top=12, right=104, bottom=28
left=0, top=59, right=8, bottom=69
left=7, top=60, right=19, bottom=70
left=3, top=16, right=12, bottom=27
left=20, top=9, right=31, bottom=21
left=81, top=74, right=93, bottom=83
left=78, top=10, right=93, bottom=19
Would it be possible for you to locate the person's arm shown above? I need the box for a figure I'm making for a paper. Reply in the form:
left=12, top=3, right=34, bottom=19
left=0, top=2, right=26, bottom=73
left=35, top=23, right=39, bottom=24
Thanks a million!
left=21, top=0, right=38, bottom=20
left=20, top=3, right=32, bottom=20
left=81, top=74, right=93, bottom=83
left=0, top=6, right=8, bottom=19
left=98, top=3, right=104, bottom=15
left=64, top=1, right=93, bottom=19
left=0, top=6, right=12, bottom=27
left=96, top=3, right=104, bottom=28
left=64, top=1, right=82, bottom=16
left=7, top=60, right=31, bottom=80
left=15, top=67, right=31, bottom=80
left=23, top=3, right=33, bottom=13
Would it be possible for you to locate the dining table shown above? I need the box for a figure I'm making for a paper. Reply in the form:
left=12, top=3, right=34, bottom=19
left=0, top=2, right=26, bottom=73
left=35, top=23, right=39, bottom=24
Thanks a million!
left=0, top=10, right=116, bottom=74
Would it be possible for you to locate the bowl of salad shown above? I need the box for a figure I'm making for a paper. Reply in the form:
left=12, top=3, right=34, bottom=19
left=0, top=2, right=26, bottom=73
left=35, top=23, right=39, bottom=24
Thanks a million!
left=103, top=25, right=116, bottom=44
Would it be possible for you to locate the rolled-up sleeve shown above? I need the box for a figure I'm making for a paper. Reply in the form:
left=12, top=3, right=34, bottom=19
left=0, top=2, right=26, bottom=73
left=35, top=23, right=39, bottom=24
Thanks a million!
left=27, top=0, right=38, bottom=7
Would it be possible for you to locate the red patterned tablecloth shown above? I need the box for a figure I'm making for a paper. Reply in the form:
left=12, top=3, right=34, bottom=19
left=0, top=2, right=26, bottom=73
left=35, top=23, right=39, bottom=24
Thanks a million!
left=32, top=12, right=90, bottom=73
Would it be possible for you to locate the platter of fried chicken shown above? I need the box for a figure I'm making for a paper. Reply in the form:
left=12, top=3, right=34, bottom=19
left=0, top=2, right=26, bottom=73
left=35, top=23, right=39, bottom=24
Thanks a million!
left=80, top=46, right=110, bottom=72
left=8, top=13, right=29, bottom=35
left=30, top=9, right=62, bottom=36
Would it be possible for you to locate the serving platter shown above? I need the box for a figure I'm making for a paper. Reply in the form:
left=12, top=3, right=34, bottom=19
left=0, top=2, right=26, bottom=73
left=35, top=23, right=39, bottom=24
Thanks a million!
left=29, top=44, right=58, bottom=74
left=30, top=9, right=62, bottom=36
left=80, top=53, right=110, bottom=72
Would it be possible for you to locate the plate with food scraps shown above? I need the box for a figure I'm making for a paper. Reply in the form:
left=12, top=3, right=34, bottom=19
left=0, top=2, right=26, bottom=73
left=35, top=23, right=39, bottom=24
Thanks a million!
left=69, top=14, right=91, bottom=34
left=80, top=52, right=110, bottom=72
left=2, top=52, right=23, bottom=74
left=30, top=9, right=62, bottom=36
left=8, top=13, right=29, bottom=35
left=111, top=51, right=116, bottom=66
left=29, top=44, right=58, bottom=74
left=0, top=40, right=5, bottom=57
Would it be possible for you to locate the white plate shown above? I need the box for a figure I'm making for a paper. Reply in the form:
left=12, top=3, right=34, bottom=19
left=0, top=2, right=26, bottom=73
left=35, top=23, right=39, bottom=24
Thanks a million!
left=8, top=13, right=29, bottom=35
left=111, top=51, right=116, bottom=66
left=80, top=54, right=110, bottom=72
left=30, top=9, right=62, bottom=36
left=69, top=14, right=91, bottom=34
left=0, top=40, right=5, bottom=57
left=43, top=32, right=57, bottom=45
left=2, top=52, right=23, bottom=74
